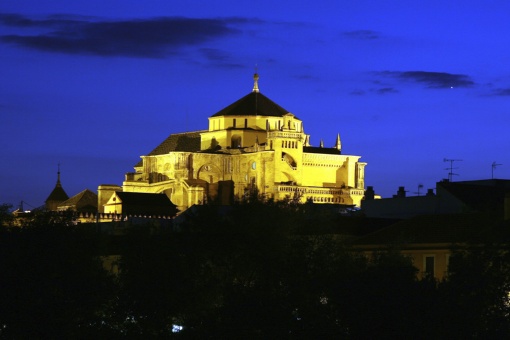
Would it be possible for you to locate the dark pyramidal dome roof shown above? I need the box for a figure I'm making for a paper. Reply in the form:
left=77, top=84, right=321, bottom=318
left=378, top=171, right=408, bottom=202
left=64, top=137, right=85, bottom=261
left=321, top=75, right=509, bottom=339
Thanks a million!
left=46, top=185, right=68, bottom=203
left=134, top=75, right=298, bottom=167
left=211, top=91, right=294, bottom=118
left=45, top=172, right=69, bottom=203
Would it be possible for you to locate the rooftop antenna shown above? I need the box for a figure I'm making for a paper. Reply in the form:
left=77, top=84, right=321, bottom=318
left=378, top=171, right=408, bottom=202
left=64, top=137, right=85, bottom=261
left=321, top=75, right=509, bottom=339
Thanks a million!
left=444, top=158, right=462, bottom=181
left=19, top=200, right=35, bottom=212
left=414, top=184, right=424, bottom=196
left=492, top=161, right=502, bottom=179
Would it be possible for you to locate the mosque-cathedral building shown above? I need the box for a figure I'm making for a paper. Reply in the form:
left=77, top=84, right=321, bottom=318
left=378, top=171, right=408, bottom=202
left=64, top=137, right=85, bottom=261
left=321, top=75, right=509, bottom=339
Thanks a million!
left=34, top=75, right=510, bottom=283
left=98, top=74, right=367, bottom=213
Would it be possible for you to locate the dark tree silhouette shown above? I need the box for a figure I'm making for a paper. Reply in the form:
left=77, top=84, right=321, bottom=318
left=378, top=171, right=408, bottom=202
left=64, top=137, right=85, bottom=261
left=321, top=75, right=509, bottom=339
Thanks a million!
left=438, top=239, right=510, bottom=338
left=0, top=211, right=115, bottom=338
left=3, top=201, right=510, bottom=338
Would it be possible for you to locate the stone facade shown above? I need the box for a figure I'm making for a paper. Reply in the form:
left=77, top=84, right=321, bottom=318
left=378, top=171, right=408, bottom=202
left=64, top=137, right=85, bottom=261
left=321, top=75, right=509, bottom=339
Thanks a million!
left=122, top=75, right=367, bottom=212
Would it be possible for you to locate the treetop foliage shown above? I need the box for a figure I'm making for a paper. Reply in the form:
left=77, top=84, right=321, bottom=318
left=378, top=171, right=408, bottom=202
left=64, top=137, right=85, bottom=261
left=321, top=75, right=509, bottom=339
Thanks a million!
left=2, top=199, right=510, bottom=338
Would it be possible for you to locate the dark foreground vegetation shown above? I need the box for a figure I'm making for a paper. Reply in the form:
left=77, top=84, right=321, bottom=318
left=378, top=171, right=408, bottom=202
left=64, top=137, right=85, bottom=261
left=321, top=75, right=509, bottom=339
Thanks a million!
left=1, top=200, right=510, bottom=338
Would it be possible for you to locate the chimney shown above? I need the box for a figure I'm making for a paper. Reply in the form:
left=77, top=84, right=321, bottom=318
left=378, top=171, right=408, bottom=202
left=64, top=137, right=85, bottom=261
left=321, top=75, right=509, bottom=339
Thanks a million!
left=364, top=186, right=375, bottom=200
left=426, top=189, right=435, bottom=196
left=394, top=186, right=406, bottom=198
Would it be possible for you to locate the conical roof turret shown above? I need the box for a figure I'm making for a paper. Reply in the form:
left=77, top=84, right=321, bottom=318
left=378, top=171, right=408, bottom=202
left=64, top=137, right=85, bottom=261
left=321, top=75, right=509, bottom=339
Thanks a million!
left=45, top=165, right=69, bottom=211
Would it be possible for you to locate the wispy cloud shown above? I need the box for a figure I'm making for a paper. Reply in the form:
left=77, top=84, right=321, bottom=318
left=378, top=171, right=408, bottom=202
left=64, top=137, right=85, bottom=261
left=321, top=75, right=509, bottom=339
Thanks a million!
left=200, top=48, right=230, bottom=62
left=0, top=13, right=252, bottom=58
left=375, top=87, right=398, bottom=95
left=343, top=29, right=380, bottom=40
left=349, top=89, right=366, bottom=96
left=491, top=88, right=510, bottom=96
left=198, top=48, right=245, bottom=69
left=349, top=87, right=398, bottom=96
left=381, top=70, right=475, bottom=89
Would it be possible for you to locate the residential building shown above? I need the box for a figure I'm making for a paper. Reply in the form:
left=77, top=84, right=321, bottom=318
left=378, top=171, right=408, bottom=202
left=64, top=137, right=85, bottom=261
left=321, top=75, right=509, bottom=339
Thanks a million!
left=351, top=212, right=502, bottom=280
left=362, top=179, right=510, bottom=220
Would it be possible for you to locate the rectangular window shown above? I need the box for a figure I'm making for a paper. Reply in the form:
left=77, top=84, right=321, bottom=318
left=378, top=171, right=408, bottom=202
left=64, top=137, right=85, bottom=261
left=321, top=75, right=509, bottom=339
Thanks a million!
left=233, top=119, right=236, bottom=128
left=244, top=118, right=248, bottom=128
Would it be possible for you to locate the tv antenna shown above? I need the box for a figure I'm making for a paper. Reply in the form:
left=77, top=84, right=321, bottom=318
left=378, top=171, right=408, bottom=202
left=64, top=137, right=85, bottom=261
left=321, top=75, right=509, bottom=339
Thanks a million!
left=19, top=200, right=35, bottom=212
left=444, top=158, right=462, bottom=182
left=414, top=184, right=424, bottom=196
left=492, top=161, right=502, bottom=179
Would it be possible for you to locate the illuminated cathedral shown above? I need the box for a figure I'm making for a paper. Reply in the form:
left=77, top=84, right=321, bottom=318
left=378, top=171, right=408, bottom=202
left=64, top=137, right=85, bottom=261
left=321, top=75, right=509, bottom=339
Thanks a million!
left=104, top=74, right=367, bottom=212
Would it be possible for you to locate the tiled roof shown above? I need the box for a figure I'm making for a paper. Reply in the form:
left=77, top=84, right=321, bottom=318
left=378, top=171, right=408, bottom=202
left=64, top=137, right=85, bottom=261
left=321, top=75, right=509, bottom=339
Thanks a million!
left=113, top=191, right=178, bottom=216
left=114, top=192, right=178, bottom=216
left=351, top=213, right=499, bottom=247
left=58, top=189, right=97, bottom=209
left=438, top=180, right=510, bottom=213
left=303, top=146, right=341, bottom=155
left=135, top=131, right=203, bottom=167
left=116, top=192, right=176, bottom=207
left=211, top=92, right=293, bottom=118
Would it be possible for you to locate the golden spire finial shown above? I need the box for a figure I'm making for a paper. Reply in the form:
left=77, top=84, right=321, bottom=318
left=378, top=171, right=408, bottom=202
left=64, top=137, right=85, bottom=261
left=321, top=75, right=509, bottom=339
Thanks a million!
left=335, top=133, right=342, bottom=151
left=252, top=66, right=260, bottom=93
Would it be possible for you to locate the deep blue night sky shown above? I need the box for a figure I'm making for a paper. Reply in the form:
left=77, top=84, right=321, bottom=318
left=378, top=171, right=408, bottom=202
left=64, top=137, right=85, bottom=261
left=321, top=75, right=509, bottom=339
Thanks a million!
left=2, top=1, right=510, bottom=208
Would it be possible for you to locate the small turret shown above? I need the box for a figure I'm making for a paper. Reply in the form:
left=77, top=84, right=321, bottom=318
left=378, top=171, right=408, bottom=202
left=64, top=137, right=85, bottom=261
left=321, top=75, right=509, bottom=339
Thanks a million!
left=304, top=135, right=311, bottom=146
left=335, top=133, right=342, bottom=152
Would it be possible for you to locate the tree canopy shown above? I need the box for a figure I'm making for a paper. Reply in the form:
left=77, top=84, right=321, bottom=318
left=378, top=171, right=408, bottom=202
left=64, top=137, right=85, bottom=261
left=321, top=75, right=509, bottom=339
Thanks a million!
left=2, top=200, right=510, bottom=337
